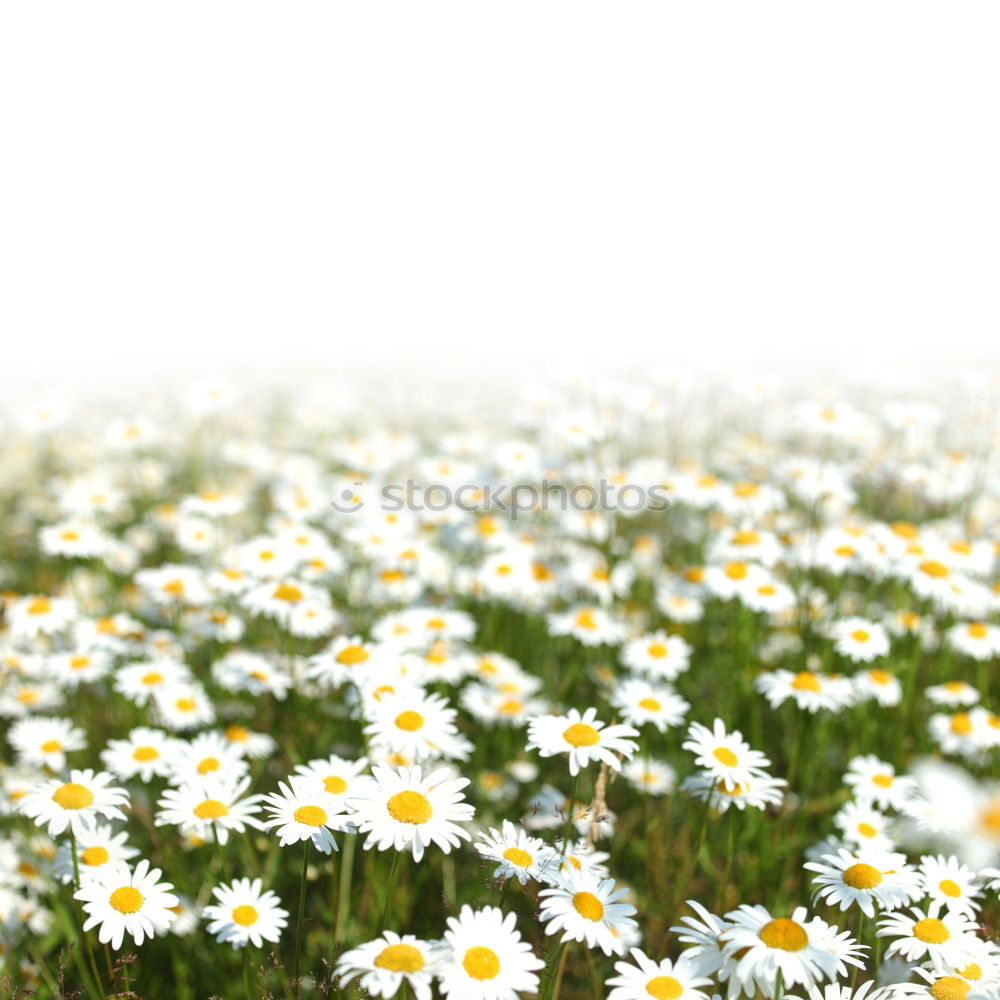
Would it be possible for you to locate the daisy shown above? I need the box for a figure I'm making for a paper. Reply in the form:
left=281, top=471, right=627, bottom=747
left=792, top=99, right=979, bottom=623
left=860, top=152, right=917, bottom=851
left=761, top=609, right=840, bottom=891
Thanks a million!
left=681, top=771, right=787, bottom=813
left=475, top=820, right=557, bottom=885
left=621, top=757, right=677, bottom=797
left=926, top=682, right=980, bottom=708
left=755, top=670, right=852, bottom=714
left=166, top=732, right=249, bottom=787
left=292, top=754, right=370, bottom=806
left=46, top=648, right=113, bottom=688
left=844, top=756, right=918, bottom=811
left=917, top=855, right=982, bottom=916
left=100, top=727, right=179, bottom=783
left=547, top=606, right=627, bottom=646
left=202, top=877, right=289, bottom=949
left=620, top=631, right=693, bottom=681
left=364, top=690, right=464, bottom=762
left=833, top=801, right=896, bottom=851
left=606, top=948, right=713, bottom=1000
left=155, top=775, right=264, bottom=846
left=804, top=848, right=922, bottom=917
left=670, top=900, right=735, bottom=981
left=831, top=618, right=890, bottom=663
left=538, top=869, right=638, bottom=956
left=438, top=904, right=544, bottom=1000
left=6, top=594, right=78, bottom=641
left=877, top=902, right=979, bottom=967
left=348, top=763, right=474, bottom=862
left=683, top=718, right=772, bottom=792
left=306, top=635, right=381, bottom=688
left=262, top=777, right=352, bottom=854
left=114, top=658, right=191, bottom=707
left=720, top=904, right=864, bottom=994
left=336, top=931, right=446, bottom=1000
left=153, top=681, right=216, bottom=730
left=52, top=822, right=139, bottom=885
left=18, top=769, right=129, bottom=838
left=7, top=717, right=87, bottom=772
left=853, top=669, right=903, bottom=708
left=222, top=724, right=276, bottom=760
left=75, top=859, right=178, bottom=949
left=610, top=678, right=690, bottom=731
left=946, top=622, right=1000, bottom=661
left=526, top=707, right=639, bottom=776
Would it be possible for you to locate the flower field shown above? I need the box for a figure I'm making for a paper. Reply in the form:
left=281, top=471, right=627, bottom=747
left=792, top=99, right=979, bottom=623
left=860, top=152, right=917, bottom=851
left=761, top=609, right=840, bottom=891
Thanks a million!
left=2, top=374, right=1000, bottom=1000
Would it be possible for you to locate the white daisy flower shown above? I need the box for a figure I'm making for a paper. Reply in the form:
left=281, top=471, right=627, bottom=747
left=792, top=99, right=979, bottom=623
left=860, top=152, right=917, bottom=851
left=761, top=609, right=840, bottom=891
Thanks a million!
left=917, top=855, right=982, bottom=915
left=155, top=775, right=264, bottom=846
left=438, top=904, right=545, bottom=1000
left=100, top=727, right=180, bottom=783
left=844, top=755, right=919, bottom=811
left=538, top=869, right=638, bottom=956
left=75, top=859, right=178, bottom=950
left=620, top=631, right=693, bottom=681
left=606, top=948, right=713, bottom=1000
left=336, top=931, right=446, bottom=1000
left=202, top=877, right=289, bottom=949
left=348, top=763, right=474, bottom=862
left=8, top=716, right=87, bottom=772
left=474, top=820, right=557, bottom=885
left=526, top=707, right=639, bottom=777
left=262, top=777, right=353, bottom=854
left=877, top=902, right=979, bottom=967
left=54, top=824, right=139, bottom=884
left=804, top=847, right=922, bottom=917
left=683, top=718, right=772, bottom=792
left=610, top=677, right=690, bottom=732
left=17, top=769, right=129, bottom=838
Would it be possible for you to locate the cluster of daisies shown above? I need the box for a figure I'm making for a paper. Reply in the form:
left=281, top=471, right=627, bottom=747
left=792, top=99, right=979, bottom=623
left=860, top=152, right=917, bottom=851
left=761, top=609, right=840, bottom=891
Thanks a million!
left=3, top=372, right=1000, bottom=998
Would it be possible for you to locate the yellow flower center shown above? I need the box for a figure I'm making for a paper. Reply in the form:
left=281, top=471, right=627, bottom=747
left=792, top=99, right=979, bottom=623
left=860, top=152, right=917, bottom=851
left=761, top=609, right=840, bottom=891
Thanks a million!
left=336, top=645, right=369, bottom=665
left=502, top=847, right=533, bottom=868
left=110, top=886, right=144, bottom=914
left=930, top=978, right=970, bottom=1000
left=920, top=560, right=950, bottom=578
left=563, top=723, right=600, bottom=748
left=375, top=943, right=426, bottom=973
left=462, top=946, right=500, bottom=981
left=647, top=642, right=668, bottom=658
left=231, top=904, right=258, bottom=926
left=968, top=623, right=989, bottom=639
left=176, top=697, right=196, bottom=712
left=725, top=562, right=748, bottom=580
left=572, top=891, right=605, bottom=921
left=395, top=711, right=425, bottom=732
left=52, top=783, right=94, bottom=810
left=272, top=583, right=303, bottom=603
left=324, top=775, right=347, bottom=795
left=843, top=863, right=883, bottom=889
left=857, top=822, right=878, bottom=839
left=499, top=699, right=524, bottom=715
left=141, top=672, right=164, bottom=686
left=162, top=579, right=185, bottom=596
left=646, top=977, right=684, bottom=1000
left=639, top=697, right=662, bottom=712
left=27, top=597, right=52, bottom=615
left=293, top=805, right=328, bottom=827
left=869, top=669, right=892, bottom=685
left=939, top=879, right=962, bottom=898
left=951, top=713, right=973, bottom=735
left=851, top=629, right=870, bottom=642
left=40, top=739, right=63, bottom=753
left=574, top=610, right=598, bottom=630
left=791, top=672, right=821, bottom=692
left=193, top=799, right=229, bottom=820
left=731, top=530, right=760, bottom=546
left=713, top=747, right=739, bottom=767
left=133, top=746, right=159, bottom=761
left=226, top=726, right=249, bottom=743
left=387, top=790, right=432, bottom=825
left=81, top=846, right=110, bottom=866
left=872, top=773, right=894, bottom=788
left=958, top=964, right=981, bottom=981
left=69, top=656, right=90, bottom=670
left=758, top=918, right=808, bottom=951
left=733, top=482, right=759, bottom=498
left=913, top=918, right=950, bottom=944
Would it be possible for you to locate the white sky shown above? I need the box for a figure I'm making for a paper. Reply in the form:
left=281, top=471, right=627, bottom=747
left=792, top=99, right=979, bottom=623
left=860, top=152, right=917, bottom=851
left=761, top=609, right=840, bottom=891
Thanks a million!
left=2, top=2, right=998, bottom=402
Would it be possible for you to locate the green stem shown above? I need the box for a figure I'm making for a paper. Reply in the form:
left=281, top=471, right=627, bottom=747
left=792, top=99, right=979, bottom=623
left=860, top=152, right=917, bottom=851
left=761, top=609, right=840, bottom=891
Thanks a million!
left=293, top=841, right=310, bottom=999
left=335, top=833, right=356, bottom=946
left=379, top=851, right=403, bottom=932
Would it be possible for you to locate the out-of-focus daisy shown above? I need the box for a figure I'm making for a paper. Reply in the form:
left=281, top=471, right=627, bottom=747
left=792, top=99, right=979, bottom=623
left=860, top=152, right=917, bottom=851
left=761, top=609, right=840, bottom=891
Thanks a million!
left=202, top=877, right=288, bottom=949
left=336, top=931, right=446, bottom=1000
left=844, top=755, right=918, bottom=811
left=683, top=718, right=772, bottom=792
left=364, top=690, right=464, bottom=762
left=682, top=771, right=787, bottom=813
left=755, top=670, right=853, bottom=714
left=438, top=904, right=544, bottom=1000
left=831, top=618, right=890, bottom=663
left=348, top=763, right=474, bottom=862
left=834, top=801, right=896, bottom=851
left=75, top=859, right=178, bottom=950
left=100, top=727, right=179, bottom=783
left=18, top=769, right=129, bottom=838
left=945, top=621, right=1000, bottom=660
left=167, top=732, right=249, bottom=787
left=54, top=824, right=139, bottom=884
left=622, top=757, right=677, bottom=797
left=114, top=657, right=191, bottom=707
left=853, top=669, right=903, bottom=707
left=526, top=707, right=638, bottom=776
left=620, top=631, right=693, bottom=681
left=610, top=677, right=690, bottom=731
left=547, top=605, right=627, bottom=646
left=538, top=869, right=638, bottom=956
left=926, top=681, right=980, bottom=708
left=8, top=717, right=87, bottom=772
left=917, top=855, right=982, bottom=915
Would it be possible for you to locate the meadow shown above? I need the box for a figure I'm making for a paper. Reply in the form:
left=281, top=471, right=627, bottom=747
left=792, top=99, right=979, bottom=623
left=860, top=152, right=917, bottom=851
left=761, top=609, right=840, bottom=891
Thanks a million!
left=2, top=373, right=999, bottom=1000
